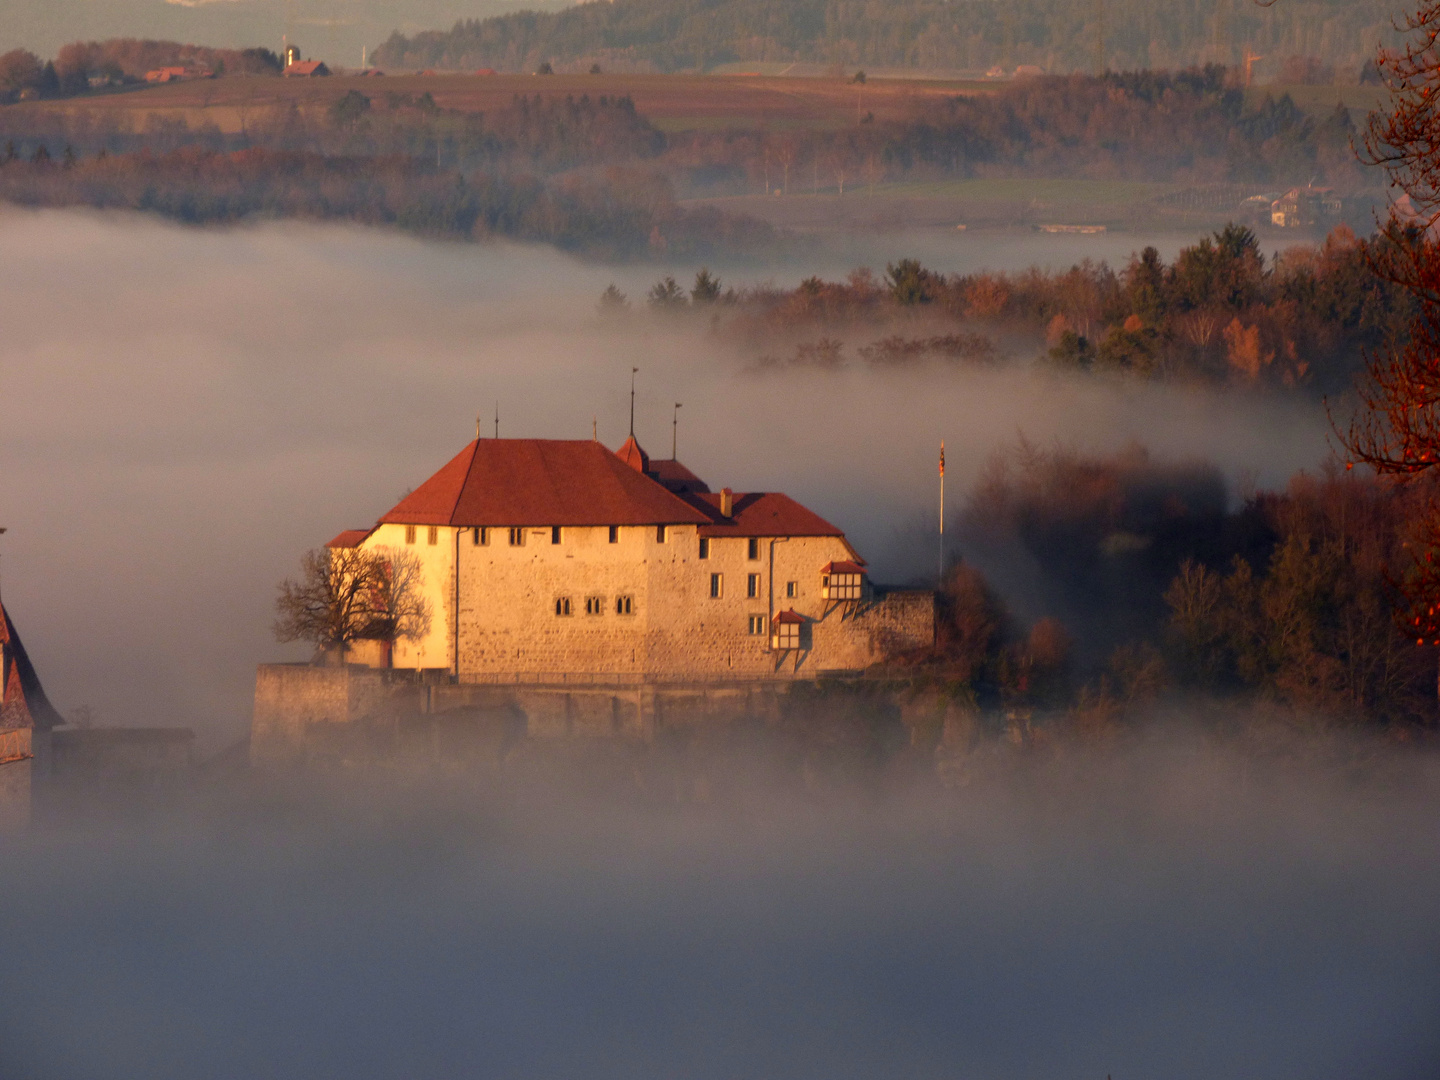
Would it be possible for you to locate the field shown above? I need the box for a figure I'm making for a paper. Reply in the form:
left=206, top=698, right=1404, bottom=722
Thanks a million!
left=684, top=178, right=1300, bottom=236
left=10, top=71, right=998, bottom=135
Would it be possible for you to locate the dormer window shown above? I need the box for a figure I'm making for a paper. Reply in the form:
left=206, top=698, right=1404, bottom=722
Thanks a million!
left=821, top=561, right=864, bottom=601
left=771, top=610, right=803, bottom=651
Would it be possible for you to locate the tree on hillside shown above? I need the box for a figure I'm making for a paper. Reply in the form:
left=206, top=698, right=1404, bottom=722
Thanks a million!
left=1341, top=0, right=1440, bottom=664
left=329, top=90, right=372, bottom=132
left=274, top=546, right=431, bottom=661
left=691, top=268, right=721, bottom=303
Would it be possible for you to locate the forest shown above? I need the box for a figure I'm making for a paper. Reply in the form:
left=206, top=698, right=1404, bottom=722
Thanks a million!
left=615, top=222, right=1404, bottom=393
left=370, top=0, right=1394, bottom=78
left=907, top=441, right=1440, bottom=732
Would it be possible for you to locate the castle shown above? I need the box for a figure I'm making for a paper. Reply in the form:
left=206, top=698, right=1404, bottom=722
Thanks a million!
left=323, top=435, right=933, bottom=681
left=252, top=435, right=933, bottom=759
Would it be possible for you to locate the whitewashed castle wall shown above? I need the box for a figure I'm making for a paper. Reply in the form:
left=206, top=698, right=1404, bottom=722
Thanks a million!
left=354, top=520, right=933, bottom=678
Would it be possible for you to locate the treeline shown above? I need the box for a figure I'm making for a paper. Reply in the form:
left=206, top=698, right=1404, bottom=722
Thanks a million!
left=912, top=441, right=1437, bottom=730
left=669, top=69, right=1371, bottom=194
left=0, top=91, right=664, bottom=174
left=0, top=147, right=774, bottom=259
left=2, top=70, right=1380, bottom=202
left=0, top=40, right=281, bottom=101
left=619, top=224, right=1402, bottom=392
left=371, top=0, right=1393, bottom=78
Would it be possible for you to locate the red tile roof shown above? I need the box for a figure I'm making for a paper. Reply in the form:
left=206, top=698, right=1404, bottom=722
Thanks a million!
left=648, top=458, right=710, bottom=494
left=774, top=609, right=805, bottom=624
left=380, top=439, right=711, bottom=527
left=822, top=560, right=865, bottom=575
left=690, top=491, right=845, bottom=539
left=616, top=436, right=649, bottom=473
left=283, top=60, right=329, bottom=76
left=1, top=600, right=63, bottom=732
left=327, top=529, right=374, bottom=549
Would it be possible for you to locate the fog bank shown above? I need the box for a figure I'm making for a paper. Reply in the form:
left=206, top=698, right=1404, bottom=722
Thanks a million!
left=0, top=209, right=1330, bottom=739
left=1, top=729, right=1437, bottom=1080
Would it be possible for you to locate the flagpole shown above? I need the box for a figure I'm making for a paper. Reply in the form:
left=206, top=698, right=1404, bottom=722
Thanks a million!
left=939, top=440, right=945, bottom=584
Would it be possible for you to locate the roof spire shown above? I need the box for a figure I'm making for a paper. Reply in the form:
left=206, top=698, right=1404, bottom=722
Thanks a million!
left=672, top=402, right=682, bottom=460
left=629, top=367, right=638, bottom=437
left=494, top=401, right=499, bottom=439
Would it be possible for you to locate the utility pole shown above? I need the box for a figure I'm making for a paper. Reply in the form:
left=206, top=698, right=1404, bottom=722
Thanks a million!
left=1093, top=0, right=1106, bottom=75
left=938, top=442, right=945, bottom=583
left=672, top=402, right=682, bottom=459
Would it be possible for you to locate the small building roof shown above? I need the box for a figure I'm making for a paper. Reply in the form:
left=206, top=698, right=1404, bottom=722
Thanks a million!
left=822, top=560, right=865, bottom=575
left=380, top=439, right=711, bottom=528
left=773, top=609, right=805, bottom=624
left=283, top=60, right=329, bottom=76
left=1, top=599, right=63, bottom=732
left=326, top=528, right=374, bottom=549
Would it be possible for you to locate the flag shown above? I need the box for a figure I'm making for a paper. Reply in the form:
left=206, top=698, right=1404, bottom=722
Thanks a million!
left=939, top=441, right=945, bottom=476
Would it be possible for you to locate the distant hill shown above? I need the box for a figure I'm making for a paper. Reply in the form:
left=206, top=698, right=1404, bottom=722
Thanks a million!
left=372, top=0, right=1398, bottom=78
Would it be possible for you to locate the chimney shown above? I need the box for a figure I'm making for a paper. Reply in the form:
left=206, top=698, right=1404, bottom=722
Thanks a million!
left=720, top=487, right=733, bottom=517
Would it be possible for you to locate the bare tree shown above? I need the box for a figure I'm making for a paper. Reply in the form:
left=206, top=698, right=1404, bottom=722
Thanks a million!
left=774, top=138, right=797, bottom=194
left=274, top=546, right=431, bottom=662
left=369, top=546, right=432, bottom=645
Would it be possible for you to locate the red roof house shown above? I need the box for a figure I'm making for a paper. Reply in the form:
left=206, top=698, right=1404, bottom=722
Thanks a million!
left=1, top=599, right=62, bottom=734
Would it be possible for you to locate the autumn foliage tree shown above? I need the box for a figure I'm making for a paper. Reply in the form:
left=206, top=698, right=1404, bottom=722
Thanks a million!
left=1341, top=0, right=1440, bottom=659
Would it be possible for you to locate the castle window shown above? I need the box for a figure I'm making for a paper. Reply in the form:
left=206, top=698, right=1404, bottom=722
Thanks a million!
left=427, top=526, right=439, bottom=546
left=698, top=537, right=710, bottom=559
left=710, top=573, right=723, bottom=599
left=747, top=537, right=760, bottom=560
left=585, top=596, right=605, bottom=616
left=615, top=595, right=633, bottom=615
left=508, top=527, right=525, bottom=547
left=786, top=581, right=797, bottom=598
left=656, top=524, right=667, bottom=543
left=554, top=596, right=573, bottom=616
left=405, top=525, right=416, bottom=545
left=609, top=525, right=619, bottom=544
left=747, top=573, right=760, bottom=598
left=551, top=526, right=562, bottom=545
left=747, top=614, right=765, bottom=635
left=474, top=527, right=489, bottom=546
